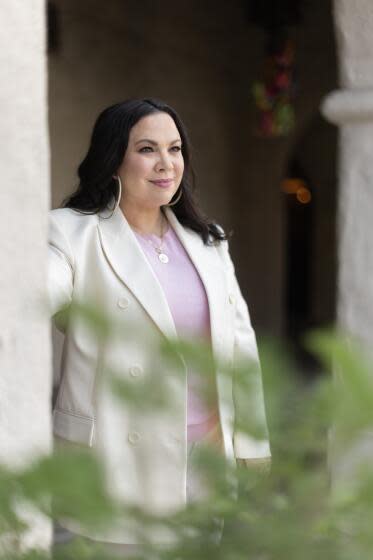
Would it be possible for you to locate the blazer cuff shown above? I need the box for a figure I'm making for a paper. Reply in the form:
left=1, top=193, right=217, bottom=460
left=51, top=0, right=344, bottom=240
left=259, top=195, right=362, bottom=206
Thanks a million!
left=233, top=430, right=271, bottom=459
left=53, top=408, right=95, bottom=447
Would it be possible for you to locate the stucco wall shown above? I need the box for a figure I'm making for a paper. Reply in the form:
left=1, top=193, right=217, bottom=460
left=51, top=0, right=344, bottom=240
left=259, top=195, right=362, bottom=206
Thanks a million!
left=0, top=0, right=51, bottom=551
left=323, top=0, right=373, bottom=346
left=320, top=0, right=373, bottom=490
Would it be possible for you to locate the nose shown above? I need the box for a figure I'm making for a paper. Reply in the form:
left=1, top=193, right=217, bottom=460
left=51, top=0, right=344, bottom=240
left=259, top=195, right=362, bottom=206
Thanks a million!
left=155, top=150, right=173, bottom=172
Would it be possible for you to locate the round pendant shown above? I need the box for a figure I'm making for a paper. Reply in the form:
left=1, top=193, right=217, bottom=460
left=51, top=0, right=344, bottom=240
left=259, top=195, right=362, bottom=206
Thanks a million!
left=158, top=252, right=169, bottom=263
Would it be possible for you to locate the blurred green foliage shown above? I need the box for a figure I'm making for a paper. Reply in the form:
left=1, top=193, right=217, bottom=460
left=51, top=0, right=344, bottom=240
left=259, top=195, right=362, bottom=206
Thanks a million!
left=2, top=302, right=373, bottom=559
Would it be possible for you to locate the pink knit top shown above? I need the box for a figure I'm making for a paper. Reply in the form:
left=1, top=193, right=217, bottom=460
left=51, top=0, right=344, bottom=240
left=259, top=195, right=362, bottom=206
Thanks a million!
left=132, top=222, right=220, bottom=442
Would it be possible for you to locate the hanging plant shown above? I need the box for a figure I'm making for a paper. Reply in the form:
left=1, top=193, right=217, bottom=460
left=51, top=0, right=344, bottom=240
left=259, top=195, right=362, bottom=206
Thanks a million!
left=252, top=37, right=296, bottom=137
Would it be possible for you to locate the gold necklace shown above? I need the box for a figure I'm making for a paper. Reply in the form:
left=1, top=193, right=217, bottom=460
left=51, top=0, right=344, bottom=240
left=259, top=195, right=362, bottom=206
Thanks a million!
left=132, top=216, right=169, bottom=264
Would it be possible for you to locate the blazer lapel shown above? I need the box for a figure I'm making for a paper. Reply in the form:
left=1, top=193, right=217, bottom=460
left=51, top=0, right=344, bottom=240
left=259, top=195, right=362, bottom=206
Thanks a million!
left=97, top=203, right=178, bottom=341
left=163, top=207, right=229, bottom=364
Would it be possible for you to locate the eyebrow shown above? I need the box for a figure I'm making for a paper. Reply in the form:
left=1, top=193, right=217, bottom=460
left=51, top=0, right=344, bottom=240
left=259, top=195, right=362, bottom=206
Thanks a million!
left=135, top=138, right=182, bottom=146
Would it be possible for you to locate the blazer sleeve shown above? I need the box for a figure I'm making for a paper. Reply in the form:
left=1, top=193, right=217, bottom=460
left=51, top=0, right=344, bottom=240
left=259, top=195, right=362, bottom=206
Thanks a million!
left=216, top=231, right=271, bottom=460
left=47, top=212, right=74, bottom=319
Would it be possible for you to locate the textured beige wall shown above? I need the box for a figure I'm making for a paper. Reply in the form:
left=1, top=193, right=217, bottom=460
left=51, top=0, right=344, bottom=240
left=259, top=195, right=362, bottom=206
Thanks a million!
left=323, top=0, right=373, bottom=345
left=334, top=0, right=373, bottom=88
left=0, top=0, right=51, bottom=551
left=321, top=0, right=373, bottom=491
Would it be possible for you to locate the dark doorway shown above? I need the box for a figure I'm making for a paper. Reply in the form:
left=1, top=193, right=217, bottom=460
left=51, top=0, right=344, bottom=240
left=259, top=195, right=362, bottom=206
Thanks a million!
left=283, top=117, right=338, bottom=378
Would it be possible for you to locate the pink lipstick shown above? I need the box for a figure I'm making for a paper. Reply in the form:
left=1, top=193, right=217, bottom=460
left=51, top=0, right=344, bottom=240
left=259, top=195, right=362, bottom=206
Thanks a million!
left=150, top=179, right=174, bottom=188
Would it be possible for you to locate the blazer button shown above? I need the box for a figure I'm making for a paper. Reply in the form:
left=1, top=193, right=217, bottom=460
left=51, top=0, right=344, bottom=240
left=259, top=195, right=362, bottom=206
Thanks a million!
left=117, top=297, right=130, bottom=309
left=129, top=364, right=143, bottom=378
left=229, top=294, right=236, bottom=305
left=128, top=431, right=141, bottom=445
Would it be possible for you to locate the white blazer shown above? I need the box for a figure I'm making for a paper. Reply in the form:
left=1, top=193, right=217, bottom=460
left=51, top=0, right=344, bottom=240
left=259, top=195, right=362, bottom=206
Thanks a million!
left=48, top=199, right=271, bottom=544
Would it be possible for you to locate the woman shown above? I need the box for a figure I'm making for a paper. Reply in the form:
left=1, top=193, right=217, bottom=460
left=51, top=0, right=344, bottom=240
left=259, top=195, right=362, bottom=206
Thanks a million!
left=48, top=98, right=271, bottom=554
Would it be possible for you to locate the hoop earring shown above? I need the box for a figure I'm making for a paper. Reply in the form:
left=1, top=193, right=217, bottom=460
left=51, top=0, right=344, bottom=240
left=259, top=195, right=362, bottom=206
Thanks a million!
left=113, top=175, right=122, bottom=212
left=164, top=186, right=183, bottom=207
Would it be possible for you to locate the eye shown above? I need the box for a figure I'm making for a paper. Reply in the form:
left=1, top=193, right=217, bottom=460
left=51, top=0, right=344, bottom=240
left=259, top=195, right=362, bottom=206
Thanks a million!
left=139, top=145, right=182, bottom=153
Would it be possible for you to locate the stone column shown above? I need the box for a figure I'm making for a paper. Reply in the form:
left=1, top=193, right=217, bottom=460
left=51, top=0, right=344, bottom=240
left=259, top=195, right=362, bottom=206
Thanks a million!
left=321, top=0, right=373, bottom=488
left=0, top=0, right=51, bottom=552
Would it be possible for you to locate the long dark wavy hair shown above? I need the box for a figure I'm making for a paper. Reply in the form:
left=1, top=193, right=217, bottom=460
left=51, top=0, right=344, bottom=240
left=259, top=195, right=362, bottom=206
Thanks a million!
left=62, top=98, right=229, bottom=245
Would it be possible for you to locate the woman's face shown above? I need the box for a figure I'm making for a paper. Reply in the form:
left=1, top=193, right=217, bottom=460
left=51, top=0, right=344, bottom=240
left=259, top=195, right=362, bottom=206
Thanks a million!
left=117, top=112, right=184, bottom=211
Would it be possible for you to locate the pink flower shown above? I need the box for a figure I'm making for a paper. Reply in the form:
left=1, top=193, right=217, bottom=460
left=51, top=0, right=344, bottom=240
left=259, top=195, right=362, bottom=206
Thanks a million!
left=274, top=71, right=291, bottom=90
